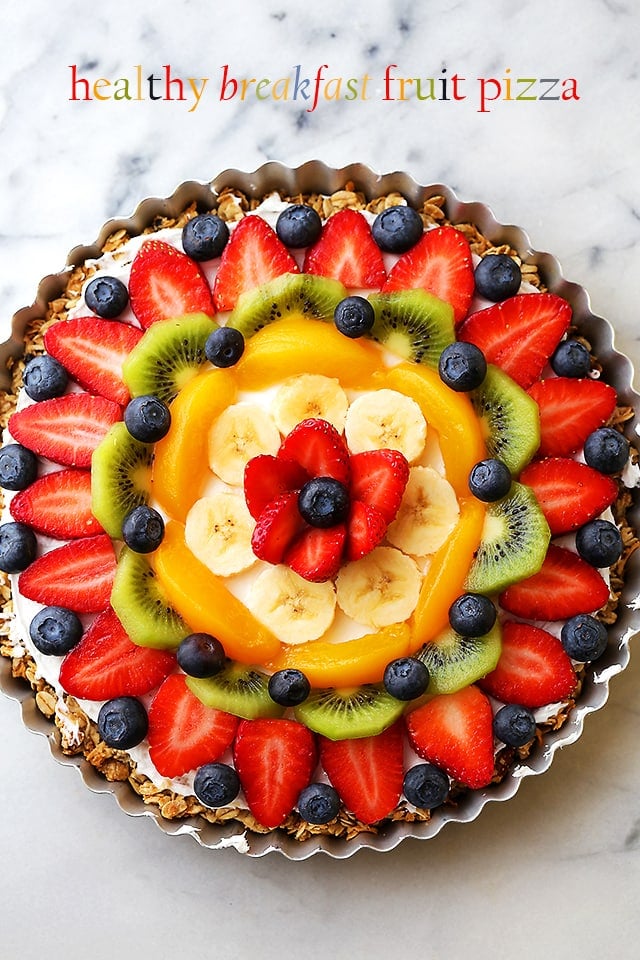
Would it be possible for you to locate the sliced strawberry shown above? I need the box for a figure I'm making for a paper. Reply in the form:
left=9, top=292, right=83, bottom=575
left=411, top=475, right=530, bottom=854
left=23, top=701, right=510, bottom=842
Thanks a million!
left=251, top=491, right=306, bottom=564
left=500, top=544, right=610, bottom=620
left=527, top=377, right=617, bottom=457
left=213, top=216, right=299, bottom=312
left=128, top=239, right=214, bottom=329
left=479, top=620, right=577, bottom=708
left=8, top=394, right=121, bottom=468
left=348, top=449, right=410, bottom=523
left=59, top=607, right=175, bottom=700
left=278, top=418, right=350, bottom=484
left=43, top=316, right=143, bottom=405
left=148, top=673, right=239, bottom=778
left=520, top=458, right=617, bottom=534
left=458, top=293, right=571, bottom=389
left=319, top=722, right=404, bottom=824
left=405, top=685, right=494, bottom=789
left=233, top=718, right=317, bottom=829
left=285, top=524, right=346, bottom=582
left=382, top=226, right=474, bottom=325
left=243, top=454, right=309, bottom=521
left=9, top=468, right=103, bottom=540
left=17, top=534, right=116, bottom=612
left=303, top=209, right=386, bottom=289
left=345, top=500, right=387, bottom=561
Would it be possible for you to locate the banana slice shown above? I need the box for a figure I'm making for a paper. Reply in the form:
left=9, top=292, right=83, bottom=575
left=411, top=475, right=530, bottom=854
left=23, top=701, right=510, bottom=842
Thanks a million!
left=248, top=565, right=336, bottom=644
left=336, top=546, right=421, bottom=629
left=387, top=466, right=459, bottom=557
left=185, top=493, right=257, bottom=576
left=344, top=388, right=427, bottom=462
left=272, top=374, right=349, bottom=436
left=208, top=402, right=281, bottom=485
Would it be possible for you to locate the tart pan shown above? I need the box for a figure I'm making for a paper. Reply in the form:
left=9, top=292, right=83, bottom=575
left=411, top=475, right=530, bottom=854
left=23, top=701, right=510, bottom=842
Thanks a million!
left=1, top=161, right=639, bottom=859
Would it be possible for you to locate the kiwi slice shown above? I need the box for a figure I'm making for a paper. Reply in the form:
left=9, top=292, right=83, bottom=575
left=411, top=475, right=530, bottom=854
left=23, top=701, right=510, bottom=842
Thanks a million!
left=294, top=684, right=405, bottom=740
left=91, top=422, right=153, bottom=538
left=227, top=273, right=347, bottom=337
left=122, top=312, right=217, bottom=403
left=465, top=482, right=550, bottom=594
left=417, top=622, right=502, bottom=696
left=471, top=365, right=540, bottom=474
left=367, top=290, right=455, bottom=365
left=111, top=547, right=188, bottom=649
left=187, top=663, right=284, bottom=719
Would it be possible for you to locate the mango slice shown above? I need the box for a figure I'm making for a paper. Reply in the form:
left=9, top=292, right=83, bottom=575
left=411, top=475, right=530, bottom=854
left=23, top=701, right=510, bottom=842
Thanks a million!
left=380, top=363, right=487, bottom=498
left=233, top=316, right=382, bottom=390
left=151, top=521, right=282, bottom=663
left=150, top=368, right=237, bottom=522
left=147, top=324, right=490, bottom=690
left=266, top=622, right=411, bottom=687
left=410, top=497, right=487, bottom=646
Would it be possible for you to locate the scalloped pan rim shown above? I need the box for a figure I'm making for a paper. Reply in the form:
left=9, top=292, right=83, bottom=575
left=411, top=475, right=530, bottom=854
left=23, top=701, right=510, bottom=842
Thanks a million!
left=1, top=161, right=638, bottom=859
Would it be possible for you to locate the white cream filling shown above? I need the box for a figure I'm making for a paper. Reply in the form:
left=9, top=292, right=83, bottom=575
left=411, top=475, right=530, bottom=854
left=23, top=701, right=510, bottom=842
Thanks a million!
left=3, top=197, right=631, bottom=813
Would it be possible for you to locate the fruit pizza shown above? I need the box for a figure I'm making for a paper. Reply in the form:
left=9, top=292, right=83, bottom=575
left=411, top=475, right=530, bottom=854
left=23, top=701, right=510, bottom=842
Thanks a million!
left=0, top=181, right=636, bottom=846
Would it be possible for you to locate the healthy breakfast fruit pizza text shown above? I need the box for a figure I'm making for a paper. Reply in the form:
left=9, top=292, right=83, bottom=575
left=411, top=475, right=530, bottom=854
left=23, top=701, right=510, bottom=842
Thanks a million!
left=0, top=183, right=637, bottom=842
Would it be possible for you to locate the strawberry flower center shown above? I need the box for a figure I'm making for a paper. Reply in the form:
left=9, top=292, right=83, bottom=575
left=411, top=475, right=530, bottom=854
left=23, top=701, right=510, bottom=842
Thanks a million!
left=244, top=417, right=410, bottom=582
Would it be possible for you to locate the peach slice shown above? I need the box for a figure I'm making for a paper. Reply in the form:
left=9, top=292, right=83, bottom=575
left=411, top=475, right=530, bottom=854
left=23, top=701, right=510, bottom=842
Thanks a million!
left=150, top=368, right=237, bottom=522
left=379, top=363, right=486, bottom=498
left=410, top=497, right=487, bottom=646
left=266, top=623, right=412, bottom=687
left=152, top=520, right=281, bottom=663
left=233, top=316, right=382, bottom=390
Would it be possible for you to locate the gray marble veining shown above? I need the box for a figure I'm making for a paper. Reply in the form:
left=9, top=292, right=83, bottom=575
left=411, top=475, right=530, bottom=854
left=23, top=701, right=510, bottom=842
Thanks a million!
left=1, top=1, right=639, bottom=957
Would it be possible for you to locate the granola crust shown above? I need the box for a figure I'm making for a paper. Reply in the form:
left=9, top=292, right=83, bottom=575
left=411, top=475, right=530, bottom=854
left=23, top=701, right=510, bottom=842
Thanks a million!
left=0, top=185, right=636, bottom=843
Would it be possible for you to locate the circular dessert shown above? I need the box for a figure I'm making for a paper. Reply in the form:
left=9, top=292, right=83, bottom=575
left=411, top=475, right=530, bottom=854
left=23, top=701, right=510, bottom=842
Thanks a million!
left=1, top=163, right=638, bottom=859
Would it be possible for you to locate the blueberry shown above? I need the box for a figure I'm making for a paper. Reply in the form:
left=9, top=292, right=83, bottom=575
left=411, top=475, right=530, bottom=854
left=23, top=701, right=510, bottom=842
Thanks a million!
left=298, top=477, right=350, bottom=528
left=205, top=327, right=245, bottom=368
left=551, top=339, right=591, bottom=378
left=575, top=519, right=622, bottom=567
left=403, top=763, right=449, bottom=809
left=268, top=668, right=311, bottom=706
left=85, top=275, right=129, bottom=319
left=29, top=606, right=83, bottom=656
left=449, top=592, right=497, bottom=637
left=493, top=703, right=536, bottom=746
left=383, top=656, right=430, bottom=701
left=438, top=342, right=487, bottom=392
left=468, top=458, right=512, bottom=502
left=333, top=296, right=375, bottom=339
left=182, top=214, right=229, bottom=261
left=474, top=254, right=522, bottom=302
left=275, top=204, right=322, bottom=248
left=0, top=443, right=38, bottom=490
left=297, top=782, right=341, bottom=824
left=561, top=614, right=608, bottom=661
left=583, top=427, right=629, bottom=475
left=193, top=762, right=240, bottom=808
left=121, top=505, right=165, bottom=553
left=124, top=395, right=171, bottom=443
left=97, top=696, right=148, bottom=749
left=176, top=632, right=226, bottom=678
left=23, top=355, right=68, bottom=401
left=0, top=521, right=37, bottom=573
left=371, top=205, right=423, bottom=253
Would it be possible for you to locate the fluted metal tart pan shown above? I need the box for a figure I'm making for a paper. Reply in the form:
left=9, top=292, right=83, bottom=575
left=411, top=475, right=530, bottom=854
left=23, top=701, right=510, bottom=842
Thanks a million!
left=1, top=161, right=638, bottom=859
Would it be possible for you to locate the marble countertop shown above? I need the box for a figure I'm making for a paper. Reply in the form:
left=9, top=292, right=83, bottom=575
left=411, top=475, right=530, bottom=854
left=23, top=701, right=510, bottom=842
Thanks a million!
left=1, top=1, right=639, bottom=957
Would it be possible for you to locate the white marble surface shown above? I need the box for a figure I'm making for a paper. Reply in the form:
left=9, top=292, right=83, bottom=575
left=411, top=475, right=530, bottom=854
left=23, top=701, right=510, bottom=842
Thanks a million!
left=1, top=1, right=639, bottom=957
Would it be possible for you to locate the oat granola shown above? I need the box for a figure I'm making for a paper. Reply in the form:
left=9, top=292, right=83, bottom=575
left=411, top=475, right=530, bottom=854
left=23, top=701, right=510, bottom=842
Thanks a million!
left=1, top=176, right=636, bottom=851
